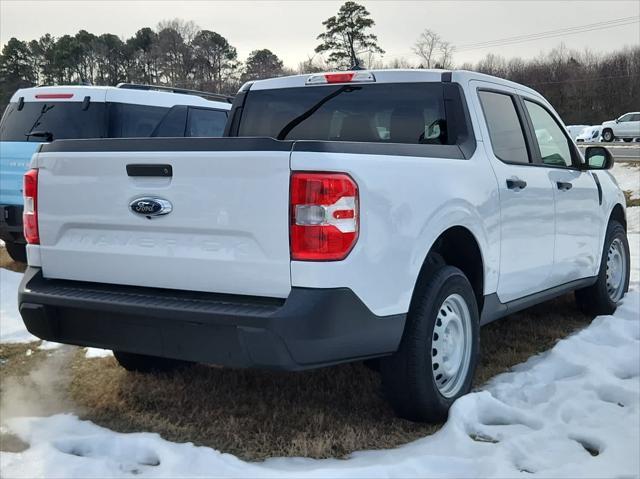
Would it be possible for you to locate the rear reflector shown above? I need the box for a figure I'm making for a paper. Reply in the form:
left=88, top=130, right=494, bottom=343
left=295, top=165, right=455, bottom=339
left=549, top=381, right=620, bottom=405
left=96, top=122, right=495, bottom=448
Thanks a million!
left=23, top=169, right=39, bottom=245
left=35, top=93, right=74, bottom=99
left=306, top=71, right=376, bottom=85
left=290, top=172, right=359, bottom=261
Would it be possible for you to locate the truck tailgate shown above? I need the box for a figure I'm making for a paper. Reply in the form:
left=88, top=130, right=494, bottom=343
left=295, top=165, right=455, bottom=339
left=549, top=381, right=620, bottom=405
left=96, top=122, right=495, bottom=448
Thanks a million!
left=34, top=138, right=292, bottom=298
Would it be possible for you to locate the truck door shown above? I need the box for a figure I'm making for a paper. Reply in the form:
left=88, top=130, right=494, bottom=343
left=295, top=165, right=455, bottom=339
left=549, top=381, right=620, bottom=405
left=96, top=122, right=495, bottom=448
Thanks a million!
left=470, top=81, right=555, bottom=303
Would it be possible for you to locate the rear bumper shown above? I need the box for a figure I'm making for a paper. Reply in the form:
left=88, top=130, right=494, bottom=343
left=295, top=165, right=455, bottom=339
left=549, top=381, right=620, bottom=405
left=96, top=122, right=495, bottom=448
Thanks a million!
left=18, top=267, right=405, bottom=370
left=0, top=204, right=24, bottom=243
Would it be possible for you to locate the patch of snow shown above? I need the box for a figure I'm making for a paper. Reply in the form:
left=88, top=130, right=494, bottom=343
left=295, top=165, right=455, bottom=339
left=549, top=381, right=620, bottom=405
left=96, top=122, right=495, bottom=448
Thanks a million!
left=612, top=162, right=640, bottom=199
left=85, top=347, right=113, bottom=359
left=1, top=235, right=638, bottom=478
left=0, top=268, right=38, bottom=343
left=38, top=340, right=63, bottom=351
left=627, top=206, right=640, bottom=234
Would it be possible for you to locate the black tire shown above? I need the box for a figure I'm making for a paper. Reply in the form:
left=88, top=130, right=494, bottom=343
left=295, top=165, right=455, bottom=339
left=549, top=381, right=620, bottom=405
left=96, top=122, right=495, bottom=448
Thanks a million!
left=623, top=138, right=632, bottom=143
left=575, top=220, right=630, bottom=316
left=113, top=351, right=192, bottom=373
left=602, top=129, right=614, bottom=142
left=4, top=241, right=27, bottom=263
left=381, top=264, right=479, bottom=422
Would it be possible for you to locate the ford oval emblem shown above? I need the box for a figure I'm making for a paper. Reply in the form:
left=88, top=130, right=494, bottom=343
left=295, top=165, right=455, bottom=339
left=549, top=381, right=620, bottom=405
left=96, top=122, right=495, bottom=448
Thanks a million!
left=129, top=197, right=172, bottom=218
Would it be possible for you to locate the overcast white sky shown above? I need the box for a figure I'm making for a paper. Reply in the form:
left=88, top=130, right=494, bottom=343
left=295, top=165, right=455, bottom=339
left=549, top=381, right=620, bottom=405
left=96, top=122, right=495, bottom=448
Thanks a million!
left=1, top=0, right=638, bottom=68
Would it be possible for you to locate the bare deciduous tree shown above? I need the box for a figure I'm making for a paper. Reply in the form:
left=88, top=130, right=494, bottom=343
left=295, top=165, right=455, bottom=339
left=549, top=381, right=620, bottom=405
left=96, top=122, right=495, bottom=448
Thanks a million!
left=412, top=29, right=441, bottom=68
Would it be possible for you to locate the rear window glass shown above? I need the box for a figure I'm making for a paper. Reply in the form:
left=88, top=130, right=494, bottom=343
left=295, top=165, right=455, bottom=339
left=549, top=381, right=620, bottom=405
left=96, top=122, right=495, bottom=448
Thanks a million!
left=0, top=101, right=106, bottom=141
left=238, top=83, right=449, bottom=144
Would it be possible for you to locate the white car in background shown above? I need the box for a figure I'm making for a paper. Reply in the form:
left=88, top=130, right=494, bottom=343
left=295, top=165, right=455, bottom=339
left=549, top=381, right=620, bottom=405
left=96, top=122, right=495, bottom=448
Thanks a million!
left=601, top=112, right=640, bottom=142
left=566, top=124, right=589, bottom=140
left=576, top=125, right=601, bottom=143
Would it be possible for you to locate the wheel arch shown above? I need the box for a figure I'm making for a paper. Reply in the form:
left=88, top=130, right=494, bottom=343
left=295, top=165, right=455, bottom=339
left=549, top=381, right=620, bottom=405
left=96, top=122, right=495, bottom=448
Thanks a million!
left=412, top=225, right=486, bottom=313
left=609, top=203, right=626, bottom=231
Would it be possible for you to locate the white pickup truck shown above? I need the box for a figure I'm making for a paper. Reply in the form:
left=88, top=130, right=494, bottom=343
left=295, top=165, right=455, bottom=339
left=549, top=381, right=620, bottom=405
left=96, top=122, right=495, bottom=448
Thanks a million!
left=18, top=70, right=630, bottom=422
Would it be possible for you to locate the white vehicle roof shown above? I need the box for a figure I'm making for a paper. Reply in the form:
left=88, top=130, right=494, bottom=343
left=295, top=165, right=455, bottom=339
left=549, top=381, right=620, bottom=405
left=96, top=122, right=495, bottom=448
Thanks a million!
left=9, top=84, right=231, bottom=110
left=247, top=68, right=545, bottom=99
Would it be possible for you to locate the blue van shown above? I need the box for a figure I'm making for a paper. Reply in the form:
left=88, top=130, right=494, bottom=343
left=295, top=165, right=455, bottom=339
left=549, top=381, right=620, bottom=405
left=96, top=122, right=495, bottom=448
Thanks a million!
left=0, top=84, right=231, bottom=262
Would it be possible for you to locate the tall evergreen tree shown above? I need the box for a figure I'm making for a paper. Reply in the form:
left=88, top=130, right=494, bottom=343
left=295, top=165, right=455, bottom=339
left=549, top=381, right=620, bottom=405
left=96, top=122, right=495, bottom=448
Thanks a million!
left=242, top=49, right=283, bottom=82
left=315, top=1, right=384, bottom=69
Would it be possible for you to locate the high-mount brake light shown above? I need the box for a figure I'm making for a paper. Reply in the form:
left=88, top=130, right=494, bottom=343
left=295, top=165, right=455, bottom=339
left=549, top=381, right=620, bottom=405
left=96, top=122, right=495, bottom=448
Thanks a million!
left=290, top=172, right=359, bottom=261
left=23, top=169, right=39, bottom=245
left=305, top=71, right=376, bottom=85
left=35, top=93, right=74, bottom=99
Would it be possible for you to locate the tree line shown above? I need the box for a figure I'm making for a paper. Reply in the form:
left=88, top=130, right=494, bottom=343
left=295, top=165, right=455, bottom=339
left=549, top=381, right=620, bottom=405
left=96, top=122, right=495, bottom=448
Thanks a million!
left=1, top=1, right=638, bottom=124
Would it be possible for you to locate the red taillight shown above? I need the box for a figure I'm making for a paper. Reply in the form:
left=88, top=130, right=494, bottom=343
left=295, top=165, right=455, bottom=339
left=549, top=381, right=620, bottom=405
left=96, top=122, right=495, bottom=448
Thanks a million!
left=290, top=172, right=359, bottom=261
left=23, top=169, right=39, bottom=245
left=35, top=93, right=74, bottom=99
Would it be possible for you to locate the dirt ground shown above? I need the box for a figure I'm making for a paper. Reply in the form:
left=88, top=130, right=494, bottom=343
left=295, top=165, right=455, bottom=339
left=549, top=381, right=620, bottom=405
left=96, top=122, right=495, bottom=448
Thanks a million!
left=0, top=247, right=592, bottom=460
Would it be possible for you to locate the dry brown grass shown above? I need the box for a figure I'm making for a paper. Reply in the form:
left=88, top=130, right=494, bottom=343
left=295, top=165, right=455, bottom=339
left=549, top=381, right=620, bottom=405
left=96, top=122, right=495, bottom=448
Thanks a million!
left=0, top=246, right=26, bottom=273
left=67, top=293, right=591, bottom=461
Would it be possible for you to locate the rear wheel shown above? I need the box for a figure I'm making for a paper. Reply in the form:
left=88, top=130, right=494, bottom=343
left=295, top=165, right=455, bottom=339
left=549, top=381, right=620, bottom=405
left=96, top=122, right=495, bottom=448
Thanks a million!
left=602, top=129, right=615, bottom=142
left=113, top=351, right=192, bottom=373
left=381, top=264, right=479, bottom=422
left=4, top=241, right=26, bottom=263
left=575, top=220, right=630, bottom=316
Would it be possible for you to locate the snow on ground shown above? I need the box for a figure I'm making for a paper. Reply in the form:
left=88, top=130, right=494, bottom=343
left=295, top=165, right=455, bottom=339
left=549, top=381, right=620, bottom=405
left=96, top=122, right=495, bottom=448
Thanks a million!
left=84, top=347, right=113, bottom=359
left=628, top=206, right=640, bottom=235
left=612, top=162, right=640, bottom=200
left=0, top=268, right=38, bottom=343
left=1, top=236, right=638, bottom=478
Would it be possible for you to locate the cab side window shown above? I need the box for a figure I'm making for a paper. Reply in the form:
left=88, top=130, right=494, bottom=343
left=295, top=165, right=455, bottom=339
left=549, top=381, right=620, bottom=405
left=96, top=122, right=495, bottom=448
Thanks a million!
left=524, top=100, right=573, bottom=168
left=478, top=90, right=530, bottom=164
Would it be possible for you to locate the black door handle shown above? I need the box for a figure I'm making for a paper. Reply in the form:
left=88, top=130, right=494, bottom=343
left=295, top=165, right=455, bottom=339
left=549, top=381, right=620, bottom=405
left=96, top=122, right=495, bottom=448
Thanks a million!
left=127, top=164, right=173, bottom=177
left=557, top=181, right=573, bottom=191
left=506, top=178, right=527, bottom=190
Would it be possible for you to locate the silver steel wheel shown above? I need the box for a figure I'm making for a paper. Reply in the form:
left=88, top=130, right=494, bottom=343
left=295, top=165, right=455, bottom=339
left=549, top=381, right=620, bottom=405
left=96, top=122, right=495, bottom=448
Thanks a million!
left=431, top=293, right=473, bottom=398
left=606, top=237, right=627, bottom=302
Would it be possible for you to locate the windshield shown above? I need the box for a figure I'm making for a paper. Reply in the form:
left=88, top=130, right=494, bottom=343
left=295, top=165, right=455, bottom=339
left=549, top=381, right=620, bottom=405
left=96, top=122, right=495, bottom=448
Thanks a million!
left=0, top=101, right=107, bottom=141
left=238, top=82, right=449, bottom=145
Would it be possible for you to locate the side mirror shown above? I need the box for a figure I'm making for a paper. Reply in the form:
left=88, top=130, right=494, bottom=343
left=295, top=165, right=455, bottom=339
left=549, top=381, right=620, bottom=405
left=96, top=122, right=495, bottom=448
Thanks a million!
left=584, top=146, right=614, bottom=170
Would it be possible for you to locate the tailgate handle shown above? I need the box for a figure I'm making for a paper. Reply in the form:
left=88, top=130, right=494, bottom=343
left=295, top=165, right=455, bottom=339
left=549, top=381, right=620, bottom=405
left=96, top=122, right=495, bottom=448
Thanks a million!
left=127, top=164, right=173, bottom=177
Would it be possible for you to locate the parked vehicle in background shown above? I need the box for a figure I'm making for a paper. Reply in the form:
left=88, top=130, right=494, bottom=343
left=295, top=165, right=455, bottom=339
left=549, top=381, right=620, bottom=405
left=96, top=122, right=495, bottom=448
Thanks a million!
left=566, top=124, right=590, bottom=141
left=18, top=70, right=630, bottom=422
left=576, top=125, right=601, bottom=143
left=0, top=84, right=232, bottom=262
left=601, top=112, right=640, bottom=142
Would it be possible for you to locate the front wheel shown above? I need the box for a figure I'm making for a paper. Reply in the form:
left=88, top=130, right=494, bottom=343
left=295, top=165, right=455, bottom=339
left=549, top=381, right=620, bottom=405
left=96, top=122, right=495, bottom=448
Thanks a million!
left=381, top=264, right=479, bottom=422
left=602, top=129, right=615, bottom=142
left=575, top=220, right=630, bottom=316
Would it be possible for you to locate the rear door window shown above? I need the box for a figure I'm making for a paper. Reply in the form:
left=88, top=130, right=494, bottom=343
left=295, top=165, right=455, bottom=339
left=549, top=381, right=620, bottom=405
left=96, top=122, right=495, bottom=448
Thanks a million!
left=186, top=108, right=228, bottom=137
left=478, top=90, right=530, bottom=164
left=107, top=103, right=169, bottom=138
left=238, top=83, right=449, bottom=145
left=0, top=101, right=107, bottom=141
